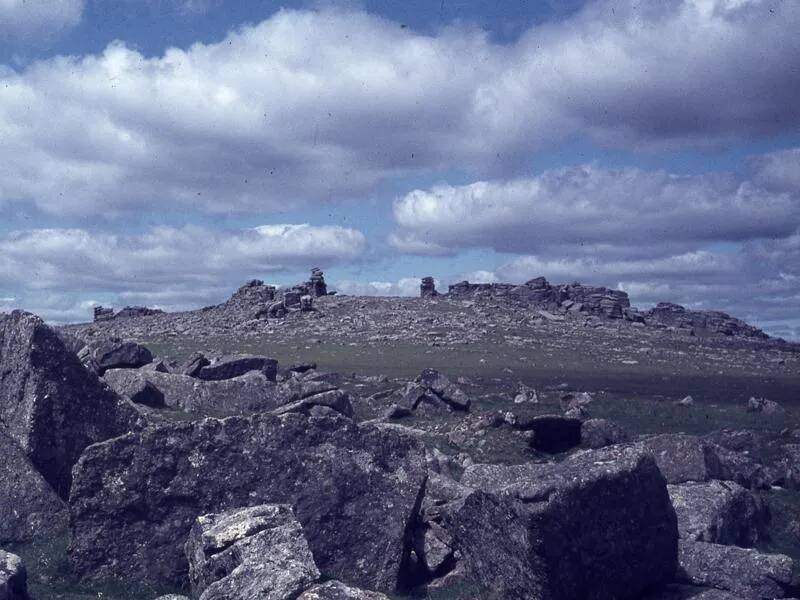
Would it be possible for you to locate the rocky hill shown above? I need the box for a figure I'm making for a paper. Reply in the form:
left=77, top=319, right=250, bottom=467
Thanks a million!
left=1, top=274, right=800, bottom=600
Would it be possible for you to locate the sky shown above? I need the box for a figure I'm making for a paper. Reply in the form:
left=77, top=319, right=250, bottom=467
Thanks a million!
left=0, top=0, right=798, bottom=339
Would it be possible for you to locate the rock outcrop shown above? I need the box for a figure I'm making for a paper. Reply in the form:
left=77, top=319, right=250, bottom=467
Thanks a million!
left=420, top=277, right=437, bottom=298
left=78, top=338, right=153, bottom=374
left=68, top=413, right=427, bottom=592
left=643, top=303, right=769, bottom=339
left=194, top=354, right=278, bottom=382
left=0, top=429, right=68, bottom=543
left=186, top=504, right=319, bottom=600
left=0, top=311, right=138, bottom=497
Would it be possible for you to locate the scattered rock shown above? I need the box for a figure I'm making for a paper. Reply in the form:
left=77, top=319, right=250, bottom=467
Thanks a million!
left=0, top=311, right=138, bottom=497
left=415, top=369, right=471, bottom=411
left=68, top=413, right=427, bottom=592
left=181, top=352, right=210, bottom=377
left=0, top=550, right=27, bottom=600
left=676, top=540, right=794, bottom=599
left=186, top=504, right=319, bottom=600
left=677, top=395, right=695, bottom=407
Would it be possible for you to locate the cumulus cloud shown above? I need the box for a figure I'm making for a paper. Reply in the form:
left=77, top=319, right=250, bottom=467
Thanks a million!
left=0, top=223, right=366, bottom=320
left=1, top=1, right=799, bottom=217
left=0, top=0, right=84, bottom=38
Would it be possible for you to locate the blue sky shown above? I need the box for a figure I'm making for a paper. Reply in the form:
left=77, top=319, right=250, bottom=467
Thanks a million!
left=0, top=0, right=799, bottom=339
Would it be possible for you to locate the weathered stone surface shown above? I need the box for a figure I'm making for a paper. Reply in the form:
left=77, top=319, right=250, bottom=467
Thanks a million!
left=668, top=480, right=767, bottom=546
left=0, top=311, right=138, bottom=497
left=644, top=584, right=745, bottom=599
left=643, top=303, right=769, bottom=339
left=68, top=413, right=427, bottom=592
left=186, top=504, right=319, bottom=600
left=450, top=446, right=678, bottom=599
left=0, top=429, right=67, bottom=543
left=419, top=277, right=437, bottom=299
left=196, top=354, right=278, bottom=382
left=153, top=596, right=191, bottom=600
left=0, top=550, right=27, bottom=600
left=746, top=396, right=785, bottom=415
left=180, top=352, right=210, bottom=377
left=525, top=414, right=582, bottom=453
left=298, top=581, right=391, bottom=600
left=79, top=338, right=153, bottom=374
left=676, top=540, right=794, bottom=599
left=103, top=369, right=166, bottom=408
left=581, top=418, right=630, bottom=448
left=272, top=389, right=354, bottom=419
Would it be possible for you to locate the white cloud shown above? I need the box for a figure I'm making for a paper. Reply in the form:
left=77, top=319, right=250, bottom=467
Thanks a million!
left=0, top=0, right=83, bottom=38
left=0, top=223, right=366, bottom=319
left=392, top=160, right=800, bottom=257
left=1, top=2, right=799, bottom=217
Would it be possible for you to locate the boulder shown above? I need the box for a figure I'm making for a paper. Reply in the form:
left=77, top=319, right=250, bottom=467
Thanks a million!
left=668, top=480, right=767, bottom=546
left=272, top=389, right=354, bottom=419
left=581, top=418, right=630, bottom=448
left=415, top=369, right=471, bottom=411
left=68, top=413, right=427, bottom=592
left=186, top=504, right=319, bottom=600
left=419, top=277, right=437, bottom=299
left=136, top=370, right=284, bottom=415
left=676, top=540, right=794, bottom=599
left=636, top=434, right=769, bottom=489
left=154, top=596, right=191, bottom=600
left=0, top=550, right=27, bottom=600
left=196, top=355, right=278, bottom=382
left=0, top=311, right=138, bottom=497
left=0, top=429, right=67, bottom=543
left=298, top=581, right=391, bottom=599
left=449, top=446, right=678, bottom=599
left=103, top=369, right=166, bottom=408
left=524, top=414, right=582, bottom=453
left=180, top=352, right=210, bottom=377
left=79, top=338, right=153, bottom=374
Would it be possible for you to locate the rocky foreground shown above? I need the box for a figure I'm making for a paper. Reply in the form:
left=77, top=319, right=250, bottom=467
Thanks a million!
left=2, top=276, right=800, bottom=599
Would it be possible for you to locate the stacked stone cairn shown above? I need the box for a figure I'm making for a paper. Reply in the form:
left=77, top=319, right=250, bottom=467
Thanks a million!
left=420, top=277, right=438, bottom=298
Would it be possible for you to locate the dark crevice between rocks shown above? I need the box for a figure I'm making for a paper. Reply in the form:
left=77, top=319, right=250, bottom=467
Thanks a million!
left=396, top=474, right=432, bottom=593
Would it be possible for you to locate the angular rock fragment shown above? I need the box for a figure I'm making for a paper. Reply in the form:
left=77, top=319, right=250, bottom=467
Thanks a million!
left=186, top=504, right=319, bottom=600
left=180, top=352, right=210, bottom=377
left=0, top=429, right=67, bottom=543
left=298, top=581, right=391, bottom=600
left=450, top=446, right=678, bottom=599
left=668, top=480, right=767, bottom=546
left=68, top=413, right=427, bottom=592
left=0, top=311, right=138, bottom=497
left=0, top=550, right=27, bottom=600
left=415, top=369, right=471, bottom=411
left=103, top=369, right=166, bottom=408
left=195, top=354, right=278, bottom=382
left=746, top=396, right=785, bottom=415
left=676, top=540, right=794, bottom=599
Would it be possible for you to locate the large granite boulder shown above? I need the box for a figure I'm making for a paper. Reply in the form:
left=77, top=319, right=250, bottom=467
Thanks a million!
left=79, top=338, right=153, bottom=374
left=186, top=504, right=319, bottom=600
left=676, top=540, right=794, bottom=599
left=0, top=311, right=138, bottom=497
left=668, top=480, right=767, bottom=546
left=68, top=413, right=427, bottom=592
left=448, top=446, right=678, bottom=599
left=0, top=429, right=67, bottom=543
left=0, top=550, right=27, bottom=600
left=195, top=355, right=278, bottom=382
